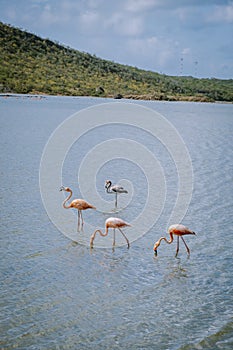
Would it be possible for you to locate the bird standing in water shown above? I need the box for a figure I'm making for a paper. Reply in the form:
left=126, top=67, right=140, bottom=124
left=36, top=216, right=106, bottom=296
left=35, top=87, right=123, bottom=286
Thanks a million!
left=153, top=224, right=196, bottom=257
left=105, top=180, right=128, bottom=209
left=60, top=186, right=96, bottom=231
left=90, top=217, right=131, bottom=248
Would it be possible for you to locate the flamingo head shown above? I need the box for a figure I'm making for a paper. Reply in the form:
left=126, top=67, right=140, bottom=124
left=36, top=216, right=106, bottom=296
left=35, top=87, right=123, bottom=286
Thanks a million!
left=105, top=180, right=111, bottom=189
left=60, top=186, right=70, bottom=192
left=153, top=241, right=159, bottom=256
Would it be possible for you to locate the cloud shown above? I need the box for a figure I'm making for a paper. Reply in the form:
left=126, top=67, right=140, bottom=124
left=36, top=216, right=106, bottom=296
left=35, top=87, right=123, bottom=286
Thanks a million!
left=127, top=36, right=176, bottom=67
left=86, top=0, right=105, bottom=9
left=79, top=11, right=100, bottom=29
left=125, top=0, right=158, bottom=13
left=40, top=4, right=62, bottom=25
left=207, top=3, right=233, bottom=23
left=182, top=48, right=191, bottom=55
left=105, top=13, right=144, bottom=36
left=4, top=7, right=17, bottom=21
left=21, top=1, right=74, bottom=26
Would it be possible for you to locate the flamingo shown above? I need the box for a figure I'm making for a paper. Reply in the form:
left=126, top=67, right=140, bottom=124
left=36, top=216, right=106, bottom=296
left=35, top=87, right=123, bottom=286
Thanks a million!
left=60, top=186, right=96, bottom=231
left=105, top=180, right=128, bottom=209
left=153, top=224, right=196, bottom=257
left=90, top=217, right=131, bottom=248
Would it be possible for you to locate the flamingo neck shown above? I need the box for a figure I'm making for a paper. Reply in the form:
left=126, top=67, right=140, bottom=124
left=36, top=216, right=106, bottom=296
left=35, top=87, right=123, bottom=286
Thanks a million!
left=105, top=181, right=113, bottom=193
left=95, top=227, right=109, bottom=237
left=157, top=232, right=174, bottom=247
left=90, top=227, right=109, bottom=246
left=63, top=190, right=72, bottom=209
left=106, top=185, right=112, bottom=193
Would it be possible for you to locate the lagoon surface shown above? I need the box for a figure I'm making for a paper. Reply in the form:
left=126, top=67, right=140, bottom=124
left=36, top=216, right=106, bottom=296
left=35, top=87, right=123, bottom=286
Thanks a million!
left=1, top=95, right=233, bottom=349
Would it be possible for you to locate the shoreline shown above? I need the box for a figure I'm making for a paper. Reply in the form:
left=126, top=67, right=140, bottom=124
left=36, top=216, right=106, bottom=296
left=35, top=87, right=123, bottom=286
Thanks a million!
left=1, top=93, right=232, bottom=104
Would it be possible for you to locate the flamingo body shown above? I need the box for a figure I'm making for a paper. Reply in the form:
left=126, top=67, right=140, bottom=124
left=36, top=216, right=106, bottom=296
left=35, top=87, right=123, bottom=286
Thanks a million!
left=154, top=224, right=196, bottom=257
left=108, top=184, right=128, bottom=194
left=90, top=217, right=131, bottom=248
left=105, top=217, right=131, bottom=229
left=168, top=224, right=195, bottom=236
left=69, top=198, right=96, bottom=211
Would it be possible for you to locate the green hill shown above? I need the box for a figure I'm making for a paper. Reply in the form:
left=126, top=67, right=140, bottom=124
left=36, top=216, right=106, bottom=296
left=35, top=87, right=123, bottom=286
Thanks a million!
left=0, top=22, right=232, bottom=102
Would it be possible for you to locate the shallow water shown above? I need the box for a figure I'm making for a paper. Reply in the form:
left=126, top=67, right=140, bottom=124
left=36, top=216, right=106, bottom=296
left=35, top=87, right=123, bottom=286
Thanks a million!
left=0, top=95, right=232, bottom=349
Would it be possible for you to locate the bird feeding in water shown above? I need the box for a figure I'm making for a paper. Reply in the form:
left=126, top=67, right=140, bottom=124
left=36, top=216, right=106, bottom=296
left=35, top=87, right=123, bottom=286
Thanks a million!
left=105, top=180, right=128, bottom=209
left=90, top=217, right=131, bottom=248
left=153, top=224, right=196, bottom=257
left=60, top=186, right=96, bottom=231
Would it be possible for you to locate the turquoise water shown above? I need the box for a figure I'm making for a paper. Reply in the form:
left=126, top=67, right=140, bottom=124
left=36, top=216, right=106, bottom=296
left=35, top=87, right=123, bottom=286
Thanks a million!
left=0, top=95, right=232, bottom=349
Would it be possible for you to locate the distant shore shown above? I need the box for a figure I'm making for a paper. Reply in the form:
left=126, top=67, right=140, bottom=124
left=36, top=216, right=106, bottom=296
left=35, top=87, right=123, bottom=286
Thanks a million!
left=1, top=93, right=232, bottom=104
left=1, top=22, right=232, bottom=104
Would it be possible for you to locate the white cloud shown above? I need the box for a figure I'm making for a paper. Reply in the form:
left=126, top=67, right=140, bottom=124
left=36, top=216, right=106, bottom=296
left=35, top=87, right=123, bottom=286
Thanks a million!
left=125, top=0, right=158, bottom=13
left=175, top=7, right=189, bottom=21
left=207, top=3, right=233, bottom=23
left=80, top=11, right=100, bottom=27
left=22, top=2, right=72, bottom=25
left=4, top=7, right=17, bottom=21
left=86, top=0, right=105, bottom=9
left=59, top=0, right=82, bottom=12
left=182, top=48, right=191, bottom=55
left=127, top=36, right=175, bottom=67
left=126, top=36, right=196, bottom=75
left=105, top=13, right=144, bottom=36
left=40, top=4, right=60, bottom=24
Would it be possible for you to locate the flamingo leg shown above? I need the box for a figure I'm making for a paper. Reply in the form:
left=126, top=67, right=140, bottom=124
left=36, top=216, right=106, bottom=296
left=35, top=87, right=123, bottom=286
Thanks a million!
left=77, top=210, right=80, bottom=231
left=181, top=236, right=190, bottom=255
left=175, top=236, right=180, bottom=257
left=80, top=210, right=84, bottom=227
left=115, top=192, right=118, bottom=209
left=113, top=229, right=116, bottom=246
left=118, top=228, right=130, bottom=248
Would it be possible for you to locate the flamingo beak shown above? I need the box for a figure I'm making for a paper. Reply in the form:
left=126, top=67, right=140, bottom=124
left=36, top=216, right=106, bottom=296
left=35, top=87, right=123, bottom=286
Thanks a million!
left=154, top=249, right=158, bottom=256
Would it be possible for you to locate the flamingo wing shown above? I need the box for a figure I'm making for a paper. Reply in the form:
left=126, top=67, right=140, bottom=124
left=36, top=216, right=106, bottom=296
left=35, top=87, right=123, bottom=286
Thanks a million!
left=70, top=199, right=96, bottom=210
left=111, top=185, right=127, bottom=193
left=169, top=224, right=195, bottom=235
left=106, top=217, right=131, bottom=228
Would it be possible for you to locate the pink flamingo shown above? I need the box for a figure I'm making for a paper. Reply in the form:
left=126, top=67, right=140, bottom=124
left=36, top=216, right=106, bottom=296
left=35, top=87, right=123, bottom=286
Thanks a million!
left=60, top=186, right=96, bottom=231
left=90, top=217, right=131, bottom=248
left=153, top=224, right=196, bottom=257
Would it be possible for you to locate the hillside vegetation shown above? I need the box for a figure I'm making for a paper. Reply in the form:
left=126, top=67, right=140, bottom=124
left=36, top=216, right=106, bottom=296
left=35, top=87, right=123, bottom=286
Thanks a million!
left=0, top=22, right=232, bottom=102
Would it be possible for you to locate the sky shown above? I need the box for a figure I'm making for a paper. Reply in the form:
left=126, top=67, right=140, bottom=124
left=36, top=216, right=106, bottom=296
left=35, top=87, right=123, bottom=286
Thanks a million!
left=1, top=0, right=233, bottom=79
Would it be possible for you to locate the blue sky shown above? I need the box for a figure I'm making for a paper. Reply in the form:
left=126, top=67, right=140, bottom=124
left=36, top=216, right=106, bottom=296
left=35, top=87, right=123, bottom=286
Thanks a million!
left=1, top=0, right=233, bottom=79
